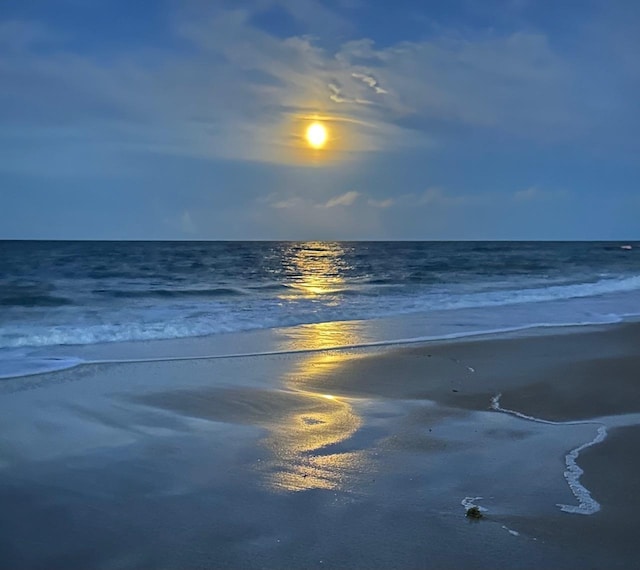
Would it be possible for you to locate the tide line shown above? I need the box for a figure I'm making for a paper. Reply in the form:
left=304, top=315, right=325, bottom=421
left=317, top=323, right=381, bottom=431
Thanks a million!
left=491, top=393, right=605, bottom=515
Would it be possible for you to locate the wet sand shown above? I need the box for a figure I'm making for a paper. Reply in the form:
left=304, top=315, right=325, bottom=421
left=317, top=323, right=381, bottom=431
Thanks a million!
left=1, top=323, right=639, bottom=568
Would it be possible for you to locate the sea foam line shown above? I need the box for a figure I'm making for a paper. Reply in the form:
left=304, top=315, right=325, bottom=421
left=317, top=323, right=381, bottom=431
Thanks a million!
left=3, top=316, right=628, bottom=381
left=1, top=326, right=537, bottom=380
left=557, top=425, right=607, bottom=514
left=491, top=393, right=606, bottom=515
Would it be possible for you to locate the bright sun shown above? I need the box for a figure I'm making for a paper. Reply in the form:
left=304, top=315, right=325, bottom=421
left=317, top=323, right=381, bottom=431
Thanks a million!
left=305, top=122, right=328, bottom=149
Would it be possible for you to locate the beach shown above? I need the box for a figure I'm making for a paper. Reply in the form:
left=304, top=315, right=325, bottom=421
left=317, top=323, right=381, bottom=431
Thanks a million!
left=1, top=322, right=639, bottom=569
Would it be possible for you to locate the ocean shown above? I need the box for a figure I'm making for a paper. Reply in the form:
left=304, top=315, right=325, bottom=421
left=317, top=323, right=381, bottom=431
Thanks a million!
left=1, top=240, right=638, bottom=378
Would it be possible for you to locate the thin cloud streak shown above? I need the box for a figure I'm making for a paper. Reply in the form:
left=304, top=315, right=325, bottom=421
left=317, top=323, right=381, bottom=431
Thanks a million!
left=322, top=191, right=360, bottom=208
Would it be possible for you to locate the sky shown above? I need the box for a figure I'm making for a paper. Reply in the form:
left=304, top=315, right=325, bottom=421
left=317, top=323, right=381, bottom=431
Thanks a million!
left=1, top=0, right=638, bottom=240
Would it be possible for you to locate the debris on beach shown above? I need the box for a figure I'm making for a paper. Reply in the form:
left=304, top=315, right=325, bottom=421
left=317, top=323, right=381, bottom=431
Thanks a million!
left=461, top=497, right=487, bottom=519
left=466, top=506, right=483, bottom=519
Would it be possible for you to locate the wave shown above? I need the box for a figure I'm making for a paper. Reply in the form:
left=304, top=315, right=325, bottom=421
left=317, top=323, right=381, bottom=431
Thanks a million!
left=0, top=283, right=73, bottom=308
left=436, top=274, right=640, bottom=311
left=0, top=315, right=630, bottom=380
left=285, top=273, right=640, bottom=305
left=0, top=354, right=84, bottom=380
left=94, top=287, right=247, bottom=299
left=0, top=294, right=73, bottom=307
left=1, top=274, right=639, bottom=351
left=0, top=319, right=261, bottom=349
left=245, top=282, right=292, bottom=292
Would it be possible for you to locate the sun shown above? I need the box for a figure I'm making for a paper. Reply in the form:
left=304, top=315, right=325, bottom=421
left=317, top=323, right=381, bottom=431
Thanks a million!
left=305, top=122, right=328, bottom=149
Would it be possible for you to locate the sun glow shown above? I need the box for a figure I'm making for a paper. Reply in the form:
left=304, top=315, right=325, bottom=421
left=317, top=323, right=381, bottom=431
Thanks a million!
left=305, top=122, right=328, bottom=149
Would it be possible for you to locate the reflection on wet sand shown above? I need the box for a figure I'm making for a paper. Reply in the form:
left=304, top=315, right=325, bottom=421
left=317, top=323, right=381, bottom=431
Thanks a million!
left=262, top=386, right=364, bottom=492
left=263, top=243, right=371, bottom=492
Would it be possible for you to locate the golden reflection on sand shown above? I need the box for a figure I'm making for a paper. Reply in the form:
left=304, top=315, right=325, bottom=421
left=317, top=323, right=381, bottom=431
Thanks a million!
left=262, top=243, right=371, bottom=492
left=263, top=387, right=364, bottom=492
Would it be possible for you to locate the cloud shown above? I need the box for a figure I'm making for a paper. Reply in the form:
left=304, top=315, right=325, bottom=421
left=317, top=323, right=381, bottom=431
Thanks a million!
left=322, top=190, right=360, bottom=207
left=328, top=81, right=372, bottom=104
left=338, top=32, right=585, bottom=137
left=271, top=196, right=305, bottom=209
left=0, top=1, right=627, bottom=178
left=419, top=187, right=470, bottom=206
left=352, top=72, right=387, bottom=94
left=260, top=189, right=382, bottom=239
left=513, top=186, right=567, bottom=202
left=266, top=0, right=353, bottom=36
left=368, top=197, right=394, bottom=208
left=266, top=189, right=369, bottom=210
left=513, top=186, right=540, bottom=201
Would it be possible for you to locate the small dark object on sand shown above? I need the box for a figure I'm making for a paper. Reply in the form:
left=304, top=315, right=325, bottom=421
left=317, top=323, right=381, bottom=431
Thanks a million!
left=466, top=506, right=483, bottom=519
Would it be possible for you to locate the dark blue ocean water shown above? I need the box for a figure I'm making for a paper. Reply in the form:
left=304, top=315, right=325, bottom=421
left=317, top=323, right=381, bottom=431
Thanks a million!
left=1, top=241, right=639, bottom=377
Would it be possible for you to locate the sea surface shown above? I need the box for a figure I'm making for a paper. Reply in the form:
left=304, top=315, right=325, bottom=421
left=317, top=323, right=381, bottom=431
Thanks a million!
left=1, top=240, right=638, bottom=378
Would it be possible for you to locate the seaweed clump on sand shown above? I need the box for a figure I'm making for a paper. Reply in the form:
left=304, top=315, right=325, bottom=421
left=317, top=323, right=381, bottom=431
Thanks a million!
left=466, top=506, right=483, bottom=519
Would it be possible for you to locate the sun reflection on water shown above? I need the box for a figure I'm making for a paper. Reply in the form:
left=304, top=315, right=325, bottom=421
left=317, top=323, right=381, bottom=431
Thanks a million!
left=260, top=243, right=373, bottom=492
left=277, top=241, right=373, bottom=352
left=280, top=241, right=350, bottom=297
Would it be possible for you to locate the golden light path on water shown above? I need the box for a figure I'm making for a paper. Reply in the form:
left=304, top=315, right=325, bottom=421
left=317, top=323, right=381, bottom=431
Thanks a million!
left=280, top=242, right=349, bottom=297
left=260, top=243, right=373, bottom=492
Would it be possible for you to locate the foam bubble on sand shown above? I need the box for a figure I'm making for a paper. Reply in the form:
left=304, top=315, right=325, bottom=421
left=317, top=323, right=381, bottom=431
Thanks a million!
left=461, top=496, right=488, bottom=512
left=491, top=393, right=606, bottom=515
left=491, top=393, right=562, bottom=425
left=556, top=425, right=607, bottom=515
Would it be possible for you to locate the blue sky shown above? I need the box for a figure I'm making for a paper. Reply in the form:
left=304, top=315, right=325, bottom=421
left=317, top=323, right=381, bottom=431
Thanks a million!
left=1, top=0, right=638, bottom=240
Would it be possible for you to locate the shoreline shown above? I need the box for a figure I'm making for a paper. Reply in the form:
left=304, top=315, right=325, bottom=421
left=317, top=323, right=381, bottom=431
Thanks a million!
left=1, top=320, right=639, bottom=568
left=2, top=312, right=639, bottom=382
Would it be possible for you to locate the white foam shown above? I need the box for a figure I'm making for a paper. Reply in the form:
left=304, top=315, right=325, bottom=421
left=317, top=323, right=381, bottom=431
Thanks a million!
left=436, top=274, right=640, bottom=311
left=556, top=425, right=607, bottom=515
left=491, top=393, right=607, bottom=515
left=2, top=270, right=640, bottom=353
left=461, top=496, right=488, bottom=512
left=1, top=312, right=635, bottom=380
left=0, top=356, right=84, bottom=379
left=491, top=393, right=567, bottom=426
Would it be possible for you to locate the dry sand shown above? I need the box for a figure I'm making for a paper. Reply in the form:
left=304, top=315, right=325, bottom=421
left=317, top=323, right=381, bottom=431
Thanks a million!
left=1, top=323, right=639, bottom=569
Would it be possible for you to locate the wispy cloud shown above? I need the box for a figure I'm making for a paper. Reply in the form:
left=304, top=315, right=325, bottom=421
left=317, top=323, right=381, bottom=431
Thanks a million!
left=0, top=1, right=629, bottom=176
left=513, top=186, right=567, bottom=201
left=419, top=187, right=471, bottom=206
left=1, top=0, right=636, bottom=240
left=0, top=2, right=596, bottom=174
left=270, top=196, right=305, bottom=209
left=261, top=189, right=381, bottom=239
left=352, top=72, right=388, bottom=94
left=368, top=197, right=394, bottom=208
left=328, top=82, right=372, bottom=105
left=321, top=190, right=360, bottom=207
